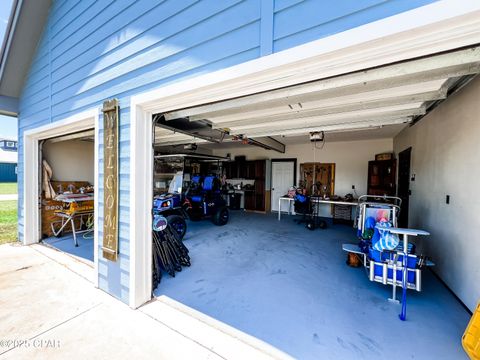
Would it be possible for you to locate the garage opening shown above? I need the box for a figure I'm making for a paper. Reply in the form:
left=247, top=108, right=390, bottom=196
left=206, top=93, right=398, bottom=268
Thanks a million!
left=148, top=47, right=479, bottom=359
left=39, top=130, right=95, bottom=265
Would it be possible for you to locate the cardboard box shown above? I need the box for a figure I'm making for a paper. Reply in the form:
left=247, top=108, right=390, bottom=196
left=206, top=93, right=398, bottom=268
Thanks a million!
left=375, top=153, right=394, bottom=161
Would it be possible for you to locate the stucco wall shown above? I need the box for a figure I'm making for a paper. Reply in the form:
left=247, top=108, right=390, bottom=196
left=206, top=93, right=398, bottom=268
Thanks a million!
left=393, top=76, right=480, bottom=311
left=43, top=140, right=94, bottom=184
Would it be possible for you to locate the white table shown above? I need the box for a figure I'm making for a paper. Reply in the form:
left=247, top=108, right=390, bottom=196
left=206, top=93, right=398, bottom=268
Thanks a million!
left=277, top=197, right=295, bottom=220
left=388, top=227, right=430, bottom=254
left=310, top=198, right=358, bottom=207
left=278, top=197, right=358, bottom=221
left=310, top=198, right=357, bottom=224
left=54, top=194, right=94, bottom=202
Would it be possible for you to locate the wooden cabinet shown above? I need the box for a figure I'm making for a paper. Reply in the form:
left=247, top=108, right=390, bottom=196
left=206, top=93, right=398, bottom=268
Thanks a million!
left=367, top=159, right=396, bottom=196
left=237, top=161, right=247, bottom=179
left=254, top=160, right=266, bottom=211
left=243, top=160, right=266, bottom=211
left=224, top=162, right=238, bottom=179
left=244, top=191, right=256, bottom=210
left=244, top=161, right=256, bottom=179
left=225, top=159, right=267, bottom=212
left=255, top=160, right=265, bottom=178
left=224, top=162, right=231, bottom=179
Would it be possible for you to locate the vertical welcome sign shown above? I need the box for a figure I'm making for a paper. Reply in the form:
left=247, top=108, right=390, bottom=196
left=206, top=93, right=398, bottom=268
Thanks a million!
left=102, top=99, right=119, bottom=261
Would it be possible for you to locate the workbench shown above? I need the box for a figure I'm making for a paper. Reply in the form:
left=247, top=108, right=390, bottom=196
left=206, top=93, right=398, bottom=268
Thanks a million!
left=50, top=193, right=94, bottom=247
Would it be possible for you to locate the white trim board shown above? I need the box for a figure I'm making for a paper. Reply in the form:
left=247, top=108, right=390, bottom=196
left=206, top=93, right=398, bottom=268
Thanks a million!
left=23, top=108, right=100, bottom=288
left=129, top=105, right=153, bottom=308
left=128, top=1, right=480, bottom=308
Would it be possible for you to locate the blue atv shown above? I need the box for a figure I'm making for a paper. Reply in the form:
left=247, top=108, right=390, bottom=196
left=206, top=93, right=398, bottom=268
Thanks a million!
left=183, top=175, right=229, bottom=226
left=153, top=193, right=187, bottom=240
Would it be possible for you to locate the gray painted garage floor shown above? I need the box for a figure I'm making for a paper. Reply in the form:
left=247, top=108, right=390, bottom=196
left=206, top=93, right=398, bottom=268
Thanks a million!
left=43, top=234, right=94, bottom=263
left=154, top=212, right=469, bottom=360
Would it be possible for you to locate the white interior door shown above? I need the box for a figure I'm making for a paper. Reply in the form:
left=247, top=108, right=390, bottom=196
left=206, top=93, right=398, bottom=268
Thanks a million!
left=271, top=161, right=295, bottom=211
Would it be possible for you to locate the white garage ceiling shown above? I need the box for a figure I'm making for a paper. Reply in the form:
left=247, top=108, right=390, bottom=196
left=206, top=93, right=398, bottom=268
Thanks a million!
left=154, top=46, right=480, bottom=147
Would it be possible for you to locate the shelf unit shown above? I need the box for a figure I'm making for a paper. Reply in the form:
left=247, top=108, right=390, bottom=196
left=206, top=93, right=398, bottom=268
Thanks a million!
left=224, top=159, right=267, bottom=212
left=367, top=159, right=396, bottom=196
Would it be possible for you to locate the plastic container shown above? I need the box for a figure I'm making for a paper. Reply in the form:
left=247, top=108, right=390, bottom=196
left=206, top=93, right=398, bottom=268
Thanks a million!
left=463, top=302, right=480, bottom=359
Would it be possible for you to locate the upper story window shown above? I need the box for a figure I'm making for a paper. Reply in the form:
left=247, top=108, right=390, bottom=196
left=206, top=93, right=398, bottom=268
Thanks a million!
left=0, top=141, right=17, bottom=150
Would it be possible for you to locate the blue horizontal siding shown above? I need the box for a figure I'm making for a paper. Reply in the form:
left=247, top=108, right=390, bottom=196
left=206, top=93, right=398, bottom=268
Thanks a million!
left=51, top=1, right=255, bottom=97
left=21, top=77, right=49, bottom=103
left=50, top=1, right=193, bottom=83
left=49, top=0, right=76, bottom=20
left=23, top=63, right=49, bottom=91
left=50, top=0, right=100, bottom=40
left=273, top=0, right=438, bottom=52
left=98, top=225, right=131, bottom=254
left=49, top=0, right=82, bottom=30
left=273, top=0, right=304, bottom=13
left=51, top=26, right=260, bottom=116
left=97, top=195, right=131, bottom=220
left=19, top=109, right=51, bottom=130
left=51, top=1, right=141, bottom=61
left=17, top=0, right=436, bottom=304
left=98, top=267, right=130, bottom=304
left=51, top=0, right=166, bottom=74
left=22, top=86, right=49, bottom=108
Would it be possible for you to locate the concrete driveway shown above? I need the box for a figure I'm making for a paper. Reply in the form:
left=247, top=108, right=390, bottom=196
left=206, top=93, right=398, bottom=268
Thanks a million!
left=0, top=243, right=290, bottom=360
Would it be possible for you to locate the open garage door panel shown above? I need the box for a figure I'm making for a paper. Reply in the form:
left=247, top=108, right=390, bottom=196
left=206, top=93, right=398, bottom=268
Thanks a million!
left=156, top=46, right=480, bottom=144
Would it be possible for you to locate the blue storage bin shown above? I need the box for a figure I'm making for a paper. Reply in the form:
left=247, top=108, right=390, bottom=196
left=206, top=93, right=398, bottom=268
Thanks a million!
left=372, top=253, right=418, bottom=284
left=373, top=263, right=383, bottom=278
left=387, top=268, right=416, bottom=283
left=369, top=249, right=391, bottom=262
left=373, top=264, right=416, bottom=283
left=369, top=247, right=417, bottom=265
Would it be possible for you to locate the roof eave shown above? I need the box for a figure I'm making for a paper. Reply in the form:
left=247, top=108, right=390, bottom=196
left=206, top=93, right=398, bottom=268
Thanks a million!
left=0, top=0, right=21, bottom=90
